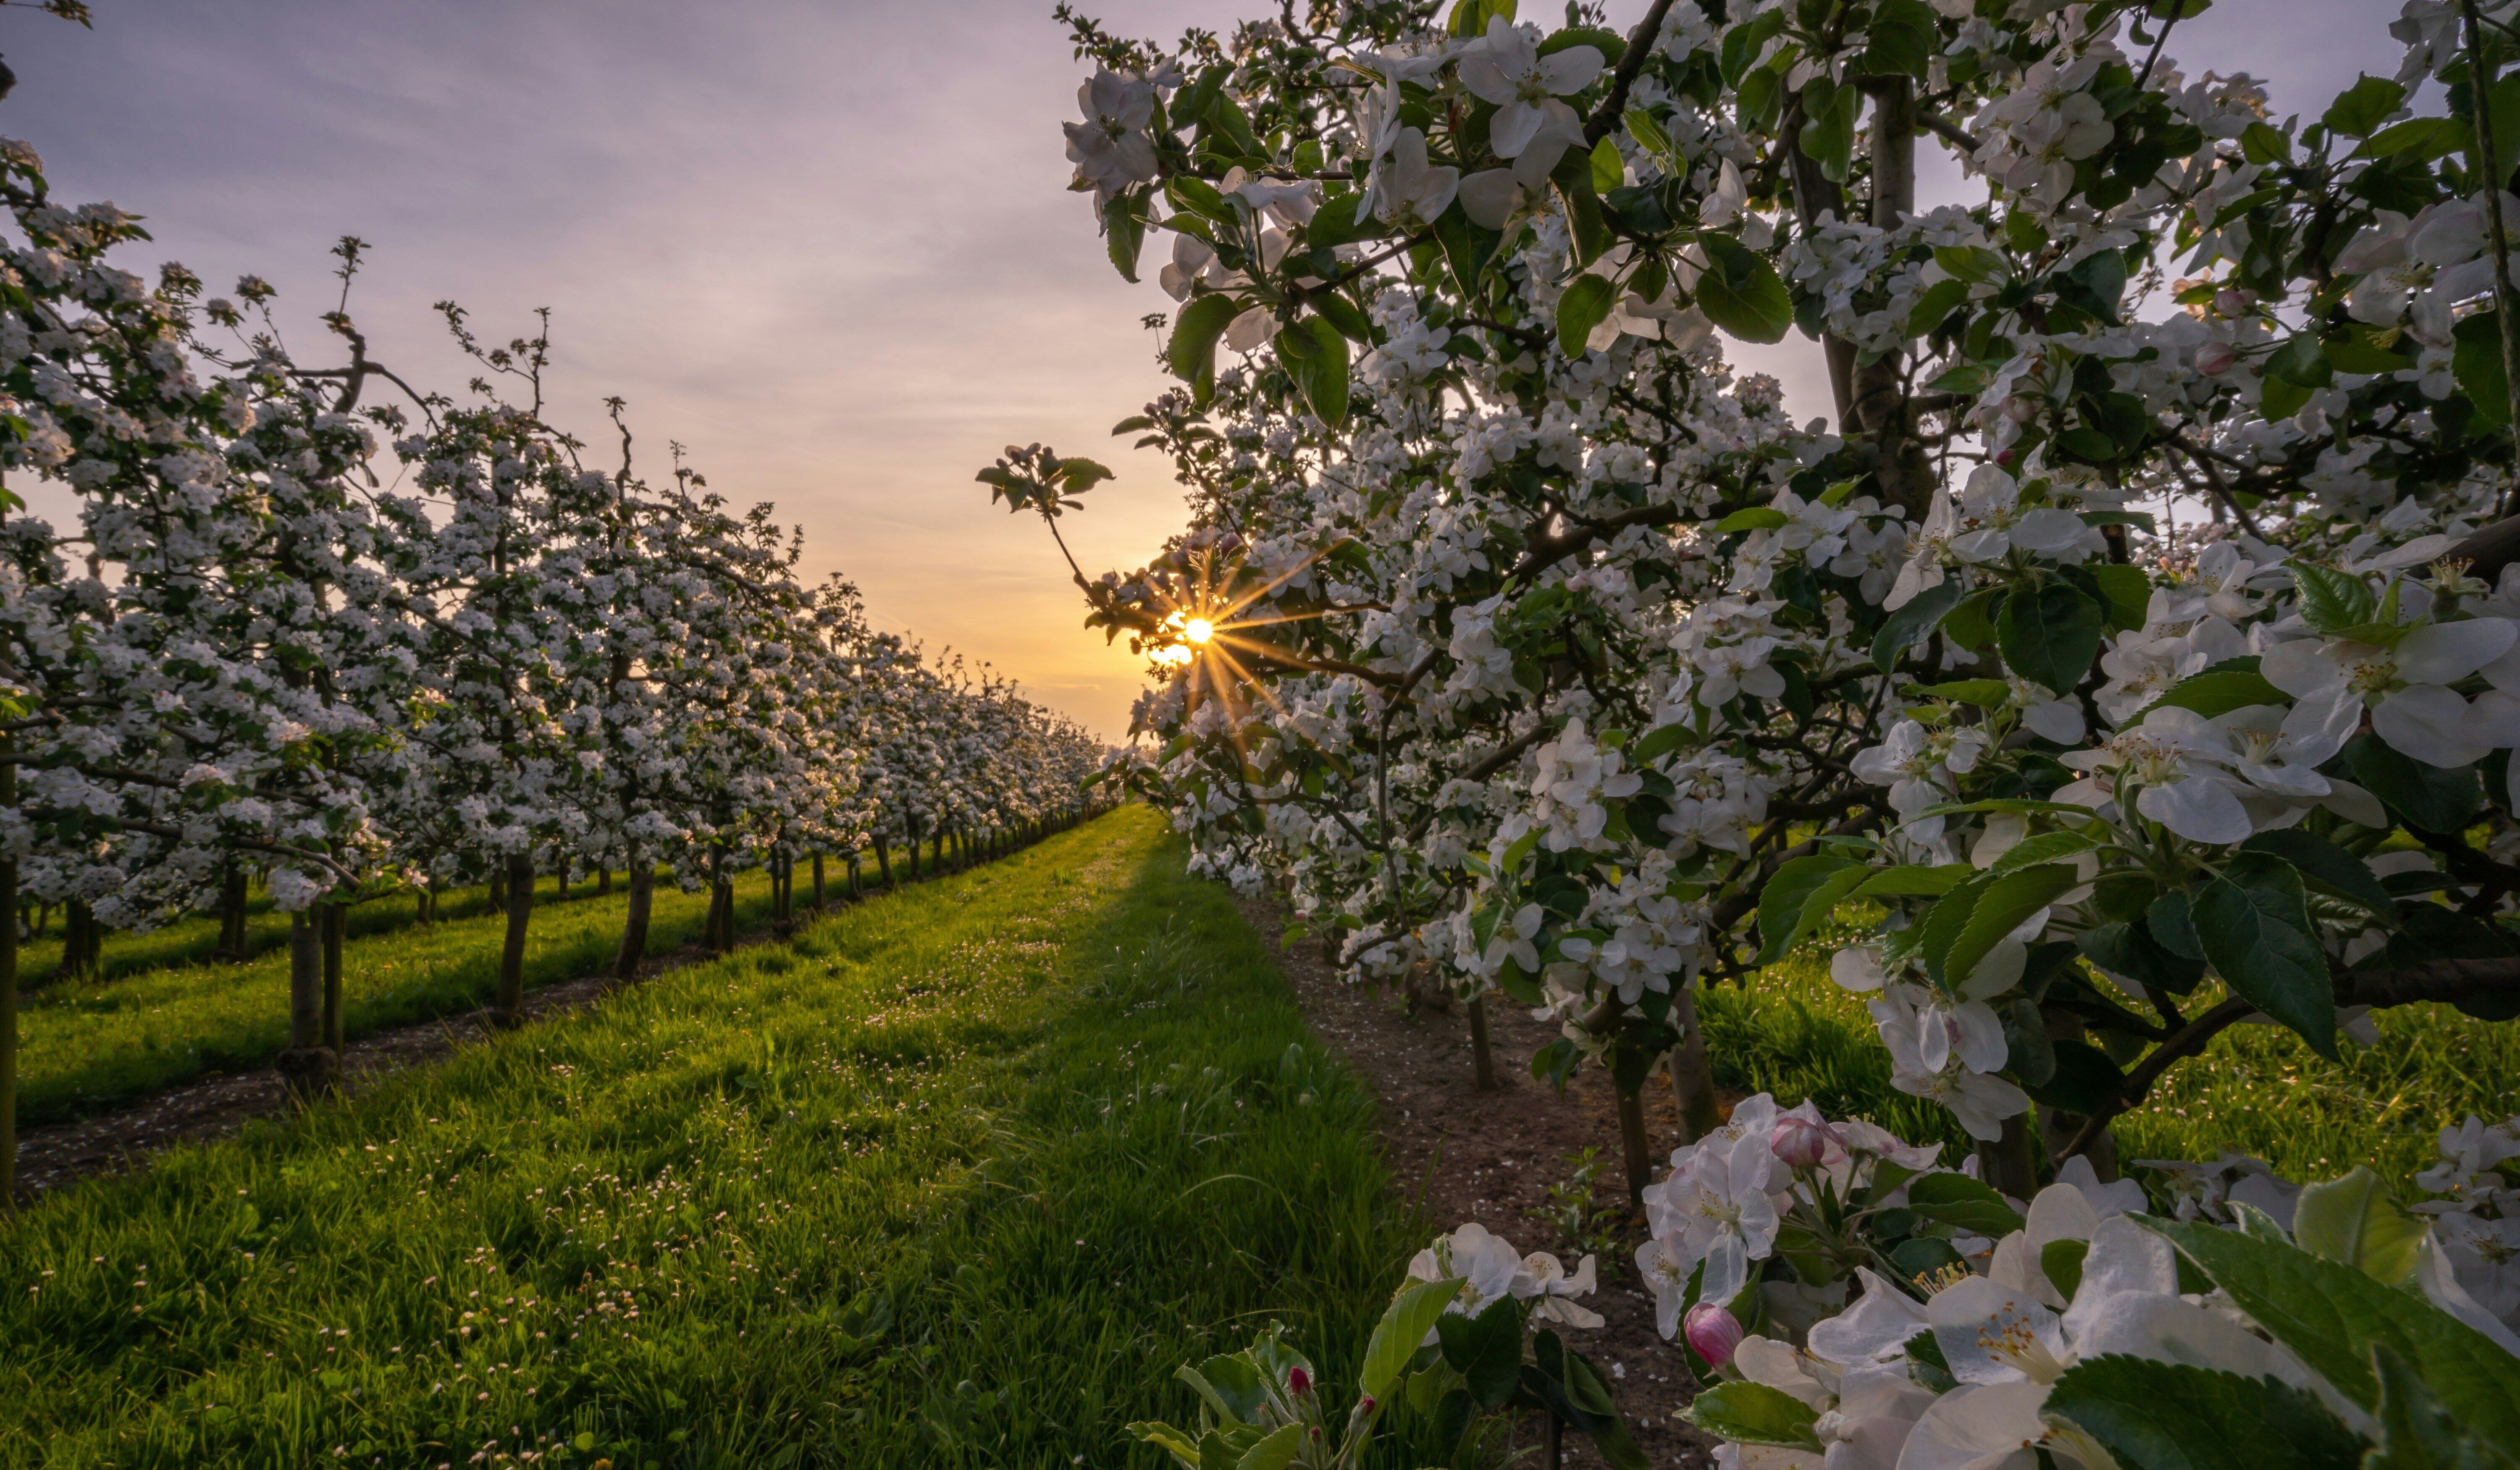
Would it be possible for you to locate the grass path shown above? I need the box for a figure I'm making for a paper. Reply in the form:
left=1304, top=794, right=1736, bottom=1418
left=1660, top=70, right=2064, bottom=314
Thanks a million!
left=16, top=870, right=789, bottom=1127
left=0, top=808, right=1429, bottom=1469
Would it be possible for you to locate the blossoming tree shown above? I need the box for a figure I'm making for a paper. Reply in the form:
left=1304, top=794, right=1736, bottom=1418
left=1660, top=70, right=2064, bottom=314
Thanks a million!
left=1006, top=0, right=2520, bottom=1457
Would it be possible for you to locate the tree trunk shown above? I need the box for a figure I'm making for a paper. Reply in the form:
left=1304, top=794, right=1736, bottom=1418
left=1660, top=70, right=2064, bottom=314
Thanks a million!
left=908, top=832, right=921, bottom=882
left=494, top=853, right=533, bottom=1027
left=216, top=864, right=250, bottom=962
left=320, top=902, right=345, bottom=1054
left=713, top=879, right=736, bottom=953
left=278, top=911, right=336, bottom=1097
left=874, top=836, right=892, bottom=888
left=1616, top=1082, right=1653, bottom=1206
left=597, top=866, right=612, bottom=897
left=773, top=854, right=793, bottom=939
left=615, top=862, right=654, bottom=982
left=556, top=865, right=570, bottom=902
left=812, top=853, right=826, bottom=908
left=1668, top=985, right=1722, bottom=1144
left=2039, top=1015, right=2120, bottom=1180
left=61, top=900, right=99, bottom=984
left=488, top=864, right=506, bottom=914
left=1467, top=993, right=1499, bottom=1090
left=1976, top=1113, right=2040, bottom=1200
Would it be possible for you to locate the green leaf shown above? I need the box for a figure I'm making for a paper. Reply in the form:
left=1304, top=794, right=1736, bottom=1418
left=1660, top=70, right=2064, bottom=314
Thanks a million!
left=1756, top=855, right=1867, bottom=965
left=1849, top=863, right=1973, bottom=898
left=2079, top=920, right=2205, bottom=994
left=1937, top=863, right=2080, bottom=989
left=1105, top=189, right=1150, bottom=282
left=1998, top=583, right=2105, bottom=697
left=2023, top=1038, right=2127, bottom=1114
left=1447, top=0, right=1515, bottom=39
left=1872, top=579, right=1964, bottom=672
left=1904, top=1173, right=2026, bottom=1235
left=1906, top=277, right=1972, bottom=337
left=1721, top=8, right=1789, bottom=84
left=1557, top=273, right=1619, bottom=359
left=2368, top=1342, right=2520, bottom=1470
left=2346, top=733, right=2481, bottom=834
left=1168, top=294, right=1244, bottom=399
left=1716, top=507, right=1792, bottom=532
left=1625, top=106, right=1672, bottom=158
left=1361, top=1277, right=1460, bottom=1402
left=2292, top=562, right=2377, bottom=634
left=1433, top=207, right=1503, bottom=297
left=1695, top=233, right=1793, bottom=344
left=2293, top=1166, right=2427, bottom=1286
left=2142, top=667, right=2288, bottom=720
left=1234, top=1424, right=1304, bottom=1470
left=1933, top=244, right=2008, bottom=284
left=2041, top=1238, right=2089, bottom=1300
left=2456, top=312, right=2512, bottom=429
left=1129, top=1420, right=1207, bottom=1469
left=2086, top=562, right=2153, bottom=631
left=1311, top=292, right=1375, bottom=346
left=1274, top=317, right=1351, bottom=428
left=1185, top=1354, right=1270, bottom=1421
left=2139, top=1218, right=2520, bottom=1443
left=1683, top=1382, right=1823, bottom=1452
left=2194, top=852, right=2337, bottom=1060
left=1942, top=588, right=1998, bottom=650
left=1986, top=830, right=2101, bottom=876
left=1630, top=721, right=1696, bottom=766
left=1858, top=0, right=1939, bottom=79
left=2359, top=115, right=2460, bottom=161
left=2322, top=74, right=2405, bottom=139
left=2237, top=831, right=2396, bottom=918
left=2241, top=121, right=2292, bottom=164
left=1590, top=135, right=1624, bottom=194
left=2043, top=1354, right=2367, bottom=1470
left=1434, top=1295, right=1522, bottom=1410
left=1908, top=678, right=2012, bottom=707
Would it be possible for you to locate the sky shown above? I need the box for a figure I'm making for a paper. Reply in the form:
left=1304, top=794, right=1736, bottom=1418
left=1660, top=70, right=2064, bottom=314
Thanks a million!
left=5, top=0, right=2391, bottom=740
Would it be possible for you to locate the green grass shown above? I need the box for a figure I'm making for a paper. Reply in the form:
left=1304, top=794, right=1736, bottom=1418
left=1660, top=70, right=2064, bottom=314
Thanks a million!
left=16, top=870, right=792, bottom=1127
left=17, top=873, right=608, bottom=994
left=1701, top=948, right=2520, bottom=1192
left=0, top=808, right=1430, bottom=1469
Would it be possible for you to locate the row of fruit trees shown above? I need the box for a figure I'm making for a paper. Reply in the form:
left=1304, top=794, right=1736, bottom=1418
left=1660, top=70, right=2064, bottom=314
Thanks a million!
left=0, top=2, right=1110, bottom=1201
left=1000, top=0, right=2520, bottom=1463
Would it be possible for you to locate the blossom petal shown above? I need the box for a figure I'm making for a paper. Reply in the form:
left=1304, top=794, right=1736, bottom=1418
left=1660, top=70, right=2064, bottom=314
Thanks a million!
left=2373, top=684, right=2491, bottom=769
left=2134, top=775, right=2254, bottom=844
left=2397, top=618, right=2519, bottom=683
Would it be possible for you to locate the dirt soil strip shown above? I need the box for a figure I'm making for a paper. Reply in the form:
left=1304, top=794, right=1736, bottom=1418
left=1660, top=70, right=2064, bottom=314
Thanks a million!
left=1239, top=892, right=1721, bottom=1470
left=9, top=894, right=868, bottom=1207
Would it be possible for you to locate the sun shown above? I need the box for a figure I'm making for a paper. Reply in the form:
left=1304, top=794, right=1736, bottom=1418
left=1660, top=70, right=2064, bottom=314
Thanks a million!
left=1182, top=617, right=1215, bottom=644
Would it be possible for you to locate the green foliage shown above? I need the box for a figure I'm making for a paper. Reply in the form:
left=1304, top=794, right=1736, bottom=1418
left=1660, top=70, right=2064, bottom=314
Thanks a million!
left=2045, top=1354, right=2364, bottom=1470
left=2141, top=1219, right=2520, bottom=1442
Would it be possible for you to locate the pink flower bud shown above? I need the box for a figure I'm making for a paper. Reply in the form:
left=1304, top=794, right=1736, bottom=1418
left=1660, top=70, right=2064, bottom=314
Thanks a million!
left=1683, top=1303, right=1743, bottom=1370
left=1288, top=1365, right=1310, bottom=1396
left=2213, top=288, right=2251, bottom=318
left=1995, top=447, right=2017, bottom=467
left=1771, top=1117, right=1839, bottom=1170
left=2193, top=341, right=2236, bottom=377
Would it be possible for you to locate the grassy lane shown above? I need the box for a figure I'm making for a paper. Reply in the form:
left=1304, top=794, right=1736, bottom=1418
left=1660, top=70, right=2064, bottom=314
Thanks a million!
left=1702, top=949, right=2520, bottom=1188
left=16, top=873, right=608, bottom=996
left=17, top=870, right=795, bottom=1127
left=0, top=808, right=1428, bottom=1470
